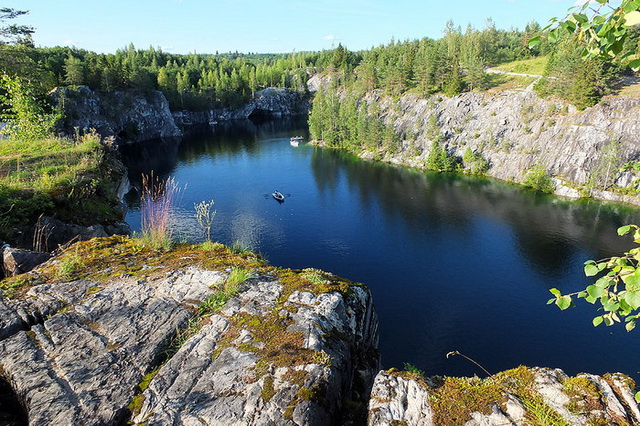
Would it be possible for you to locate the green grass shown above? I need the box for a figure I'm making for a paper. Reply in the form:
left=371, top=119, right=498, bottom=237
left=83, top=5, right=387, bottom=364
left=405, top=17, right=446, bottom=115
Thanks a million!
left=493, top=56, right=549, bottom=76
left=0, top=131, right=123, bottom=241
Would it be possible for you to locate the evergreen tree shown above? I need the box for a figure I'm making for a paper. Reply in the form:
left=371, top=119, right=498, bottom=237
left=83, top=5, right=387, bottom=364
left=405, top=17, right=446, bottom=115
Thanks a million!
left=64, top=55, right=86, bottom=86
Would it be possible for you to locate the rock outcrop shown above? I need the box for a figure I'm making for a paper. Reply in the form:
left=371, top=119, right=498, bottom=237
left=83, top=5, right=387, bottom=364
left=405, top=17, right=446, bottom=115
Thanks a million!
left=173, top=87, right=310, bottom=130
left=368, top=367, right=640, bottom=425
left=339, top=85, right=640, bottom=205
left=52, top=86, right=182, bottom=143
left=0, top=237, right=379, bottom=425
left=53, top=86, right=310, bottom=143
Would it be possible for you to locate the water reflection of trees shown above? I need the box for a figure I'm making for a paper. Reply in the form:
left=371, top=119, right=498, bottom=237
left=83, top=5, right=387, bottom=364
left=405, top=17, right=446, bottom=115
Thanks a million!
left=178, top=118, right=309, bottom=163
left=119, top=137, right=182, bottom=184
left=309, top=148, right=640, bottom=276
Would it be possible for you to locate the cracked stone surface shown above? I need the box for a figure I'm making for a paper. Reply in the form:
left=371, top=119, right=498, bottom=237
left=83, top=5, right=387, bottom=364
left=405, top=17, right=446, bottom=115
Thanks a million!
left=0, top=264, right=379, bottom=425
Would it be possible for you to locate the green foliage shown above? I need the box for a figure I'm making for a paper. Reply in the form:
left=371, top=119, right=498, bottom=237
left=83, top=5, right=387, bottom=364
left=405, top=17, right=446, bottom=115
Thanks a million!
left=462, top=147, right=489, bottom=176
left=522, top=164, right=555, bottom=193
left=54, top=247, right=85, bottom=280
left=403, top=362, right=425, bottom=376
left=534, top=37, right=616, bottom=110
left=530, top=0, right=640, bottom=71
left=0, top=74, right=59, bottom=141
left=0, top=130, right=121, bottom=243
left=0, top=7, right=34, bottom=45
left=226, top=267, right=252, bottom=293
left=426, top=140, right=459, bottom=172
left=549, top=225, right=640, bottom=332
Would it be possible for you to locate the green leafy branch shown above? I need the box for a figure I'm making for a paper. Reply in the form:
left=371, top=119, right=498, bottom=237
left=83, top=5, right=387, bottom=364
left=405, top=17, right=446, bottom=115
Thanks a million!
left=549, top=225, right=640, bottom=332
left=529, top=0, right=640, bottom=70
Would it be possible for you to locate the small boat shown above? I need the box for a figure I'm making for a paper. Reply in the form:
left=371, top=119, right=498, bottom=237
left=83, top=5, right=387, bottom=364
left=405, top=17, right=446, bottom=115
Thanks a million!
left=290, top=136, right=303, bottom=147
left=272, top=190, right=285, bottom=202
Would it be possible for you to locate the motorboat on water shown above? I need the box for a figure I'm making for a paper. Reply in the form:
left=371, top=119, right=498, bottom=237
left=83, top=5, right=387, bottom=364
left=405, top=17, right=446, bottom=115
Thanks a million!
left=272, top=190, right=285, bottom=202
left=290, top=136, right=303, bottom=147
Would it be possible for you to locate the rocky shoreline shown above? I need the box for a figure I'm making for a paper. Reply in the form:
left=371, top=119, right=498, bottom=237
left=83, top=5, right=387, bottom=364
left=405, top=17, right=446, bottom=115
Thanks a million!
left=306, top=74, right=640, bottom=207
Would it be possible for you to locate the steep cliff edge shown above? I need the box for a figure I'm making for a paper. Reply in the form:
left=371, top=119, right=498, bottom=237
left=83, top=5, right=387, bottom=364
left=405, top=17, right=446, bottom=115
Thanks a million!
left=308, top=73, right=640, bottom=205
left=0, top=237, right=379, bottom=424
left=52, top=86, right=182, bottom=143
left=53, top=86, right=309, bottom=143
left=380, top=88, right=640, bottom=203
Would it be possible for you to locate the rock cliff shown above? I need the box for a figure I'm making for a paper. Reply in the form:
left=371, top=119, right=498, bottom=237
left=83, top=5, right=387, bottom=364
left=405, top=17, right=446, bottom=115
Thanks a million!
left=315, top=79, right=640, bottom=205
left=0, top=237, right=379, bottom=425
left=52, top=86, right=182, bottom=143
left=173, top=87, right=310, bottom=131
left=53, top=86, right=309, bottom=143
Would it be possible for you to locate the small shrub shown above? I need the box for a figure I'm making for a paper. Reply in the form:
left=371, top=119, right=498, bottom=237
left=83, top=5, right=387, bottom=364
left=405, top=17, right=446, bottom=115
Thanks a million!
left=426, top=140, right=460, bottom=172
left=226, top=266, right=251, bottom=294
left=301, top=268, right=330, bottom=285
left=462, top=148, right=489, bottom=176
left=403, top=362, right=425, bottom=376
left=194, top=200, right=216, bottom=242
left=230, top=240, right=252, bottom=254
left=523, top=164, right=555, bottom=193
left=200, top=241, right=222, bottom=251
left=55, top=249, right=85, bottom=280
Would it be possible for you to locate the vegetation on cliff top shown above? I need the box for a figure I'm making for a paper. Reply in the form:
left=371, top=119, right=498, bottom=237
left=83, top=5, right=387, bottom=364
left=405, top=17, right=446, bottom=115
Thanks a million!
left=0, top=75, right=124, bottom=246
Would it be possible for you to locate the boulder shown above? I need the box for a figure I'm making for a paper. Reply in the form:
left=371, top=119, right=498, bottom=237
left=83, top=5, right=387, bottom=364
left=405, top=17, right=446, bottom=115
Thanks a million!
left=2, top=246, right=51, bottom=277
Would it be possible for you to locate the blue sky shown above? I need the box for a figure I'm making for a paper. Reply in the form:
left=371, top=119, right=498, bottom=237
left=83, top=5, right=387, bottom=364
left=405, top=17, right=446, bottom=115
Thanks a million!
left=12, top=0, right=578, bottom=54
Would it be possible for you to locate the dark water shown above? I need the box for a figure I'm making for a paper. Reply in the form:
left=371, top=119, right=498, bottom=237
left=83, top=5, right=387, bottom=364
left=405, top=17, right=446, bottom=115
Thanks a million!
left=122, top=118, right=640, bottom=382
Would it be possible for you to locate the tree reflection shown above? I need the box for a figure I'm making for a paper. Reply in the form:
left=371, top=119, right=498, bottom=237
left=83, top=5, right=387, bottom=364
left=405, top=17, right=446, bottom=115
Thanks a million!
left=309, top=148, right=640, bottom=276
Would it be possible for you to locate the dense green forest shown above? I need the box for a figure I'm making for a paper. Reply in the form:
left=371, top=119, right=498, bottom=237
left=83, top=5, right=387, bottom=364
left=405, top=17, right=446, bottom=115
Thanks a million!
left=308, top=21, right=639, bottom=154
left=1, top=13, right=637, bottom=123
left=0, top=43, right=344, bottom=110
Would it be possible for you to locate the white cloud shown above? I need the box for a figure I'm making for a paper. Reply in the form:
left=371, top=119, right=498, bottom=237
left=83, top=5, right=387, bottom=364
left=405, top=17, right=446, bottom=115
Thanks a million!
left=63, top=39, right=73, bottom=45
left=322, top=34, right=335, bottom=41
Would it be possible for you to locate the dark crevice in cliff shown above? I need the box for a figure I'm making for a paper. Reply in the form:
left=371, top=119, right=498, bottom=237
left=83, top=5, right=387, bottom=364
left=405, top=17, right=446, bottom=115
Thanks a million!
left=0, top=376, right=28, bottom=426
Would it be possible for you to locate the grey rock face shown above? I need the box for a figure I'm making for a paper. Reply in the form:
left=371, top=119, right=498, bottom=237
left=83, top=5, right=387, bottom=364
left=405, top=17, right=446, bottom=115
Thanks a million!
left=367, top=368, right=640, bottom=426
left=132, top=281, right=379, bottom=425
left=173, top=88, right=310, bottom=128
left=51, top=86, right=182, bottom=142
left=0, top=263, right=379, bottom=425
left=368, top=371, right=433, bottom=425
left=359, top=89, right=640, bottom=205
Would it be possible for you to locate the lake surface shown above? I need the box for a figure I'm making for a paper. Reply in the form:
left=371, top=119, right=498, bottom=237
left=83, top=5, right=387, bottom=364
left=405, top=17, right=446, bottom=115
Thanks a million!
left=122, top=118, right=640, bottom=382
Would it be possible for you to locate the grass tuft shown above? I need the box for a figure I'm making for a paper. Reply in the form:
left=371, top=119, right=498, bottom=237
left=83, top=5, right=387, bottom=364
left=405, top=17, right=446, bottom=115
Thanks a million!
left=137, top=173, right=182, bottom=251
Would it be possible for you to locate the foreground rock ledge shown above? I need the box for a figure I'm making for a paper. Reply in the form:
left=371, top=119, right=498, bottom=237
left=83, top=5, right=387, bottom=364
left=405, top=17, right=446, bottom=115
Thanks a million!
left=0, top=237, right=379, bottom=425
left=368, top=367, right=640, bottom=425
